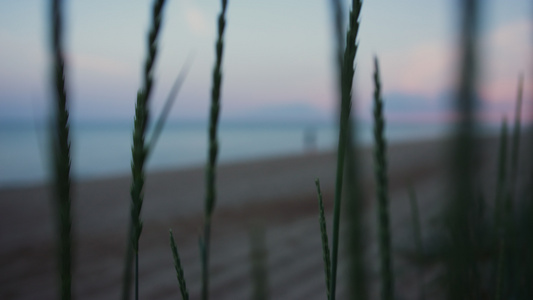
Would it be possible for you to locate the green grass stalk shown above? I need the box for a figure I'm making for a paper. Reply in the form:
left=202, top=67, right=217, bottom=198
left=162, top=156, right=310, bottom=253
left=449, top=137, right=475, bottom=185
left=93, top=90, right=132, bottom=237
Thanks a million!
left=122, top=1, right=167, bottom=300
left=328, top=1, right=362, bottom=299
left=373, top=57, right=394, bottom=300
left=344, top=124, right=367, bottom=300
left=50, top=1, right=73, bottom=298
left=201, top=1, right=228, bottom=299
left=170, top=230, right=189, bottom=300
left=510, top=74, right=524, bottom=183
left=494, top=120, right=508, bottom=300
left=147, top=57, right=193, bottom=154
left=408, top=187, right=425, bottom=300
left=315, top=179, right=331, bottom=300
left=446, top=0, right=480, bottom=298
left=494, top=119, right=508, bottom=234
left=250, top=225, right=269, bottom=300
left=496, top=74, right=524, bottom=298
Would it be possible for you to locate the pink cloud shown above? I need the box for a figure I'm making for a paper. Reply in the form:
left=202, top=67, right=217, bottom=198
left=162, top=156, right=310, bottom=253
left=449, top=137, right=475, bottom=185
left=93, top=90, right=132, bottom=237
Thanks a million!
left=479, top=20, right=533, bottom=105
left=380, top=39, right=456, bottom=99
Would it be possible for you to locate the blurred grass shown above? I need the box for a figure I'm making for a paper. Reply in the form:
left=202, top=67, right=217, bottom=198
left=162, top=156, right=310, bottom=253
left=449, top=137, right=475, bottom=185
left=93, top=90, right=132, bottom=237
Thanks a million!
left=409, top=186, right=425, bottom=300
left=328, top=1, right=362, bottom=299
left=50, top=0, right=73, bottom=299
left=445, top=0, right=480, bottom=298
left=170, top=230, right=189, bottom=300
left=250, top=225, right=269, bottom=300
left=372, top=57, right=394, bottom=300
left=123, top=1, right=167, bottom=299
left=315, top=178, right=332, bottom=300
left=201, top=1, right=228, bottom=299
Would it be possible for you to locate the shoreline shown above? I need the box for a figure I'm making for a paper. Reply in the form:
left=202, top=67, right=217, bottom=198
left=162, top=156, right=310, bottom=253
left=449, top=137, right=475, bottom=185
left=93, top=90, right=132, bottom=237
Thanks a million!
left=0, top=134, right=461, bottom=191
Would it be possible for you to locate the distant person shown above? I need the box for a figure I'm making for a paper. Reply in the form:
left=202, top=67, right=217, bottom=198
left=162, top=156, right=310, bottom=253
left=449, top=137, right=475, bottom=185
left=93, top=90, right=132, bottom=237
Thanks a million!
left=303, top=127, right=317, bottom=152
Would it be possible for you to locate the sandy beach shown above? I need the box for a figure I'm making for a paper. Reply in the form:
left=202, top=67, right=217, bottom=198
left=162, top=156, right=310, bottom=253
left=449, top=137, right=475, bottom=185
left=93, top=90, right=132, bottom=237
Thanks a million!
left=0, top=136, right=508, bottom=299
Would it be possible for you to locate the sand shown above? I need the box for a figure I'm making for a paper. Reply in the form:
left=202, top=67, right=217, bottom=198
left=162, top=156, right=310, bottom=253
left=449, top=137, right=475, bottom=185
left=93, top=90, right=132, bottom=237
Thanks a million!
left=0, top=137, right=503, bottom=299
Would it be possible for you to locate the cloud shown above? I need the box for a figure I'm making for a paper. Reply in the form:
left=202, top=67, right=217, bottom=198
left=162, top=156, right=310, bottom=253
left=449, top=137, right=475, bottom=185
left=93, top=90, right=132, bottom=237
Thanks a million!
left=185, top=6, right=210, bottom=37
left=377, top=18, right=532, bottom=124
left=479, top=19, right=533, bottom=105
left=379, top=39, right=456, bottom=100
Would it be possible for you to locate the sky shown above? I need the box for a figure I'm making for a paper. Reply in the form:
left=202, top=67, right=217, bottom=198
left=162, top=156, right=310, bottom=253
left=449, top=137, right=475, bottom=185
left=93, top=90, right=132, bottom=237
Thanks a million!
left=0, top=0, right=531, bottom=125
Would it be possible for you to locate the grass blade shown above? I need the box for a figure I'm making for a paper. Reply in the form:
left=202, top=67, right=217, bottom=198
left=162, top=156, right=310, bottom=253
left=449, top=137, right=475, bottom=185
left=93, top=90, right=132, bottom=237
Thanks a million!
left=496, top=74, right=524, bottom=299
left=344, top=123, right=367, bottom=300
left=409, top=187, right=423, bottom=259
left=201, top=1, right=228, bottom=299
left=50, top=1, right=73, bottom=298
left=446, top=0, right=480, bottom=298
left=409, top=186, right=425, bottom=300
left=122, top=1, right=167, bottom=299
left=170, top=230, right=189, bottom=300
left=494, top=119, right=508, bottom=232
left=510, top=74, right=524, bottom=183
left=250, top=225, right=269, bottom=300
left=146, top=56, right=194, bottom=154
left=315, top=179, right=331, bottom=299
left=373, top=57, right=394, bottom=300
left=328, top=1, right=363, bottom=299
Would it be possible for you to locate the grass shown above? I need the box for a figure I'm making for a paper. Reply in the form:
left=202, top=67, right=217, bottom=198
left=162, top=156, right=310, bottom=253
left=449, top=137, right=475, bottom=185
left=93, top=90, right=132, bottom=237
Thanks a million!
left=250, top=224, right=269, bottom=300
left=169, top=230, right=189, bottom=300
left=494, top=118, right=508, bottom=300
left=42, top=0, right=533, bottom=298
left=372, top=57, right=394, bottom=300
left=408, top=186, right=426, bottom=300
left=316, top=179, right=332, bottom=300
left=122, top=1, right=167, bottom=299
left=50, top=0, right=73, bottom=299
left=445, top=0, right=480, bottom=298
left=328, top=1, right=362, bottom=299
left=200, top=1, right=228, bottom=299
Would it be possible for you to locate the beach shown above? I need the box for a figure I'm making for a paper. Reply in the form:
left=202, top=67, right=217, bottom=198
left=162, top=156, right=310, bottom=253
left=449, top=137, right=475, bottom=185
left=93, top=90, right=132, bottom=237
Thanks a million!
left=0, top=136, right=506, bottom=299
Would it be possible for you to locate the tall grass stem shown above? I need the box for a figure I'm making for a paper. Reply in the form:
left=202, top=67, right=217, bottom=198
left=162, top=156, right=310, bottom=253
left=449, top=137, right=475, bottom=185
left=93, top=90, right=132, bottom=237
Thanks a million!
left=446, top=0, right=479, bottom=298
left=494, top=119, right=508, bottom=232
left=373, top=57, right=394, bottom=300
left=201, top=1, right=228, bottom=299
left=122, top=1, right=167, bottom=299
left=315, top=179, right=331, bottom=299
left=250, top=225, right=269, bottom=300
left=408, top=187, right=425, bottom=300
left=170, top=230, right=189, bottom=300
left=51, top=0, right=73, bottom=298
left=510, top=74, right=524, bottom=183
left=146, top=56, right=194, bottom=155
left=328, top=1, right=362, bottom=299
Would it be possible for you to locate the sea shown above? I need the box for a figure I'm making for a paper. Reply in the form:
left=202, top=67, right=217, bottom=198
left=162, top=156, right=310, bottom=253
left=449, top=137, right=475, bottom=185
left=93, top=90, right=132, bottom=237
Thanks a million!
left=0, top=120, right=477, bottom=187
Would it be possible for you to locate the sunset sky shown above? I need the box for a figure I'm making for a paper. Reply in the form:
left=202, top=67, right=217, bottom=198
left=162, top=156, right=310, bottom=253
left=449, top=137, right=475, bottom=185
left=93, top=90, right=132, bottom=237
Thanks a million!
left=0, top=0, right=531, bottom=124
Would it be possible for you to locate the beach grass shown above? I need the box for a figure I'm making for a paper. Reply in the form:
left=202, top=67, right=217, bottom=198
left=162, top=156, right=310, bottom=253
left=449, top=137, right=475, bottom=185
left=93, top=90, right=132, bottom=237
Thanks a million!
left=50, top=0, right=73, bottom=299
left=328, top=1, right=363, bottom=299
left=408, top=186, right=425, bottom=300
left=315, top=178, right=332, bottom=300
left=494, top=118, right=508, bottom=300
left=372, top=57, right=394, bottom=300
left=445, top=0, right=480, bottom=298
left=170, top=230, right=189, bottom=300
left=200, top=1, right=228, bottom=299
left=250, top=225, right=269, bottom=300
left=122, top=1, right=167, bottom=299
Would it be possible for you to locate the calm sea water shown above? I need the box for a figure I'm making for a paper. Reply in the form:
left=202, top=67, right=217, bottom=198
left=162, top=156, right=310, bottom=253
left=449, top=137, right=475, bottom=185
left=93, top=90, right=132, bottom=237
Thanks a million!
left=0, top=121, right=454, bottom=187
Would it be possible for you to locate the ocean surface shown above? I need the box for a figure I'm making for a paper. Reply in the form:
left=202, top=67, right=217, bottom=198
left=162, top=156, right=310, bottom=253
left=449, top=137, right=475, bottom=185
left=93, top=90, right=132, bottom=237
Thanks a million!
left=0, top=121, right=458, bottom=187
